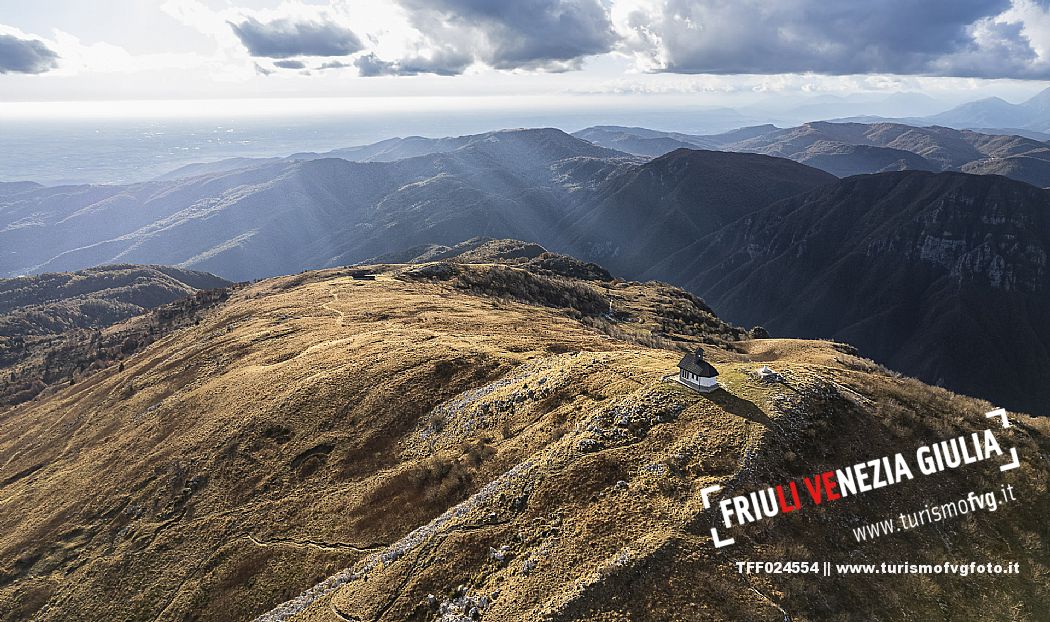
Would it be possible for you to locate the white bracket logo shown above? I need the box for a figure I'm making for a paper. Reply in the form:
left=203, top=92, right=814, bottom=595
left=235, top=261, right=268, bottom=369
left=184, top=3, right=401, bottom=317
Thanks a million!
left=986, top=408, right=1020, bottom=471
left=701, top=484, right=735, bottom=548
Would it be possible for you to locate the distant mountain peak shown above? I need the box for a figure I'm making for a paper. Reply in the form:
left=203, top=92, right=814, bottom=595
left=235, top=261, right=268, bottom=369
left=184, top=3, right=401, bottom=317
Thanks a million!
left=973, top=95, right=1011, bottom=105
left=922, top=93, right=1050, bottom=132
left=1021, top=86, right=1050, bottom=111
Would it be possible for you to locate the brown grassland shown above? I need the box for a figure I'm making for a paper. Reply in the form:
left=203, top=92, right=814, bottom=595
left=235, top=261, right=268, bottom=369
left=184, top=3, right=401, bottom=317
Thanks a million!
left=0, top=259, right=1046, bottom=621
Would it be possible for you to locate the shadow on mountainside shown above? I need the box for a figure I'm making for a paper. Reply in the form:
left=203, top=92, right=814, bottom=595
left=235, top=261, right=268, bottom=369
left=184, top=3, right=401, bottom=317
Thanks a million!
left=702, top=388, right=776, bottom=429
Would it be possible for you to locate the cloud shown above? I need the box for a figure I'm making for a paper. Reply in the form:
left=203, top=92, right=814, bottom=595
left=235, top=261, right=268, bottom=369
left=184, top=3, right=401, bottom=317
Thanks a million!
left=29, top=0, right=1050, bottom=87
left=394, top=0, right=617, bottom=72
left=0, top=33, right=59, bottom=74
left=612, top=0, right=1050, bottom=79
left=354, top=50, right=472, bottom=76
left=318, top=60, right=353, bottom=70
left=229, top=16, right=363, bottom=58
left=354, top=53, right=396, bottom=76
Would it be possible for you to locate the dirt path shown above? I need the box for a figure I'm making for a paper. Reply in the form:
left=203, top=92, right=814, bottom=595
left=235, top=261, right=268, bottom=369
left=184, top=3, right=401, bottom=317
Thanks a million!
left=322, top=290, right=346, bottom=327
left=246, top=534, right=387, bottom=553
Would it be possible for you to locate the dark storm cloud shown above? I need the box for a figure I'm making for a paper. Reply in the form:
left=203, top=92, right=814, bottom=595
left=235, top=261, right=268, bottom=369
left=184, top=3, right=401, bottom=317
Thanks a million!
left=396, top=0, right=617, bottom=71
left=0, top=33, right=59, bottom=74
left=624, top=0, right=1050, bottom=78
left=229, top=17, right=363, bottom=58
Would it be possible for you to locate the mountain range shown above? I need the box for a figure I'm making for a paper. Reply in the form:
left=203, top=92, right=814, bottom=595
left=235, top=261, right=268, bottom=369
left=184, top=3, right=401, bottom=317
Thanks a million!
left=3, top=126, right=1049, bottom=416
left=0, top=128, right=841, bottom=284
left=920, top=87, right=1050, bottom=132
left=0, top=129, right=635, bottom=282
left=0, top=247, right=1045, bottom=620
left=826, top=86, right=1050, bottom=134
left=575, top=122, right=1050, bottom=186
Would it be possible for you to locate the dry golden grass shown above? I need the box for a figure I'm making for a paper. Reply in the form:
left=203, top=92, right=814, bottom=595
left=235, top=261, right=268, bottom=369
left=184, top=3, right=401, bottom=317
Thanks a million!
left=0, top=264, right=1045, bottom=621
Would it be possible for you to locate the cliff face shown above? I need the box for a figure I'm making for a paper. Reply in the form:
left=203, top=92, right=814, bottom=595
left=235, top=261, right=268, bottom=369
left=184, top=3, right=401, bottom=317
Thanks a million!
left=0, top=251, right=1045, bottom=621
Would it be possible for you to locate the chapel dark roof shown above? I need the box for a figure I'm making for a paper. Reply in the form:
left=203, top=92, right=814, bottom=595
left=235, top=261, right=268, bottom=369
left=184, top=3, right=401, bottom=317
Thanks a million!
left=678, top=348, right=719, bottom=377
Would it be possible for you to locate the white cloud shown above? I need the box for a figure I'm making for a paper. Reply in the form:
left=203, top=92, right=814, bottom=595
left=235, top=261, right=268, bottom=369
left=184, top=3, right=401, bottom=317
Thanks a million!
left=997, top=0, right=1050, bottom=64
left=47, top=29, right=206, bottom=75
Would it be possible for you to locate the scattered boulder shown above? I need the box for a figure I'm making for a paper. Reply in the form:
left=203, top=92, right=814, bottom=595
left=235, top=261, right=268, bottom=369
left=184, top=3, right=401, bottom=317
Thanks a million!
left=404, top=262, right=458, bottom=280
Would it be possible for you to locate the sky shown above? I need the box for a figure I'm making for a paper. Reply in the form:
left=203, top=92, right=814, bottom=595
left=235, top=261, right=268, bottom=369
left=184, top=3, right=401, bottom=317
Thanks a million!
left=2, top=0, right=1050, bottom=118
